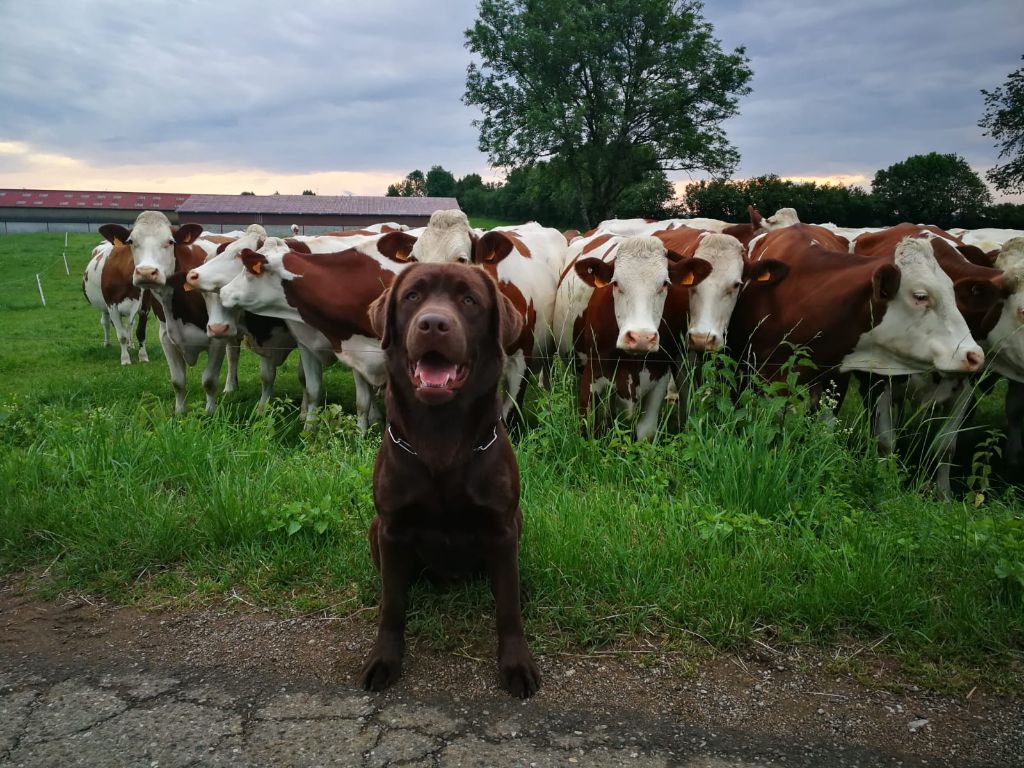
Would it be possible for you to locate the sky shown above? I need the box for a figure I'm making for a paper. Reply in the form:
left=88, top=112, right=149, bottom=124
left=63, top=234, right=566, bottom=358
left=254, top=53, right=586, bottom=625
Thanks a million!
left=0, top=0, right=1021, bottom=200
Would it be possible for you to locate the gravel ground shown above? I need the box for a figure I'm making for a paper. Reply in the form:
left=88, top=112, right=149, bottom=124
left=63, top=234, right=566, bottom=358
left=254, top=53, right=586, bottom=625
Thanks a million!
left=0, top=583, right=1020, bottom=767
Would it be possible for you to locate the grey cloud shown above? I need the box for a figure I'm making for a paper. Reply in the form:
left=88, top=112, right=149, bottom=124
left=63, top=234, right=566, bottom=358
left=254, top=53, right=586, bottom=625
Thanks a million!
left=0, top=0, right=1021, bottom=191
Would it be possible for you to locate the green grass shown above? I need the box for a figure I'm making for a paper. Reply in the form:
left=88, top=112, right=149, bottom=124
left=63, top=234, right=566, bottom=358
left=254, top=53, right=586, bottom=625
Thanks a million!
left=1, top=232, right=1022, bottom=690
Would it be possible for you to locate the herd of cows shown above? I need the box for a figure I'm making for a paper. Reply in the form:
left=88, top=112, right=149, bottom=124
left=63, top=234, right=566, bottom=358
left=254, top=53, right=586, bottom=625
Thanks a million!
left=82, top=207, right=1024, bottom=493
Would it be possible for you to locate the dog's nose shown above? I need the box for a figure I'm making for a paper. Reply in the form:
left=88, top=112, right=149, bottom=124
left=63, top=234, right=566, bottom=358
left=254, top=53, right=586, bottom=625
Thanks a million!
left=417, top=313, right=451, bottom=334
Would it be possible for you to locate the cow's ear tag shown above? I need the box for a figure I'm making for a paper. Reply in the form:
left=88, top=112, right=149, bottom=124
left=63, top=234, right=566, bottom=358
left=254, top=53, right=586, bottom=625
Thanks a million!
left=114, top=238, right=124, bottom=247
left=251, top=261, right=263, bottom=275
left=756, top=270, right=771, bottom=282
left=593, top=275, right=609, bottom=288
left=183, top=283, right=194, bottom=292
left=681, top=272, right=695, bottom=286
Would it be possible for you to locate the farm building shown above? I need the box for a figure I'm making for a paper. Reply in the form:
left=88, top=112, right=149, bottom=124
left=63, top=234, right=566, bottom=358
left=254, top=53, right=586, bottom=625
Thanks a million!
left=177, top=194, right=461, bottom=235
left=0, top=188, right=191, bottom=233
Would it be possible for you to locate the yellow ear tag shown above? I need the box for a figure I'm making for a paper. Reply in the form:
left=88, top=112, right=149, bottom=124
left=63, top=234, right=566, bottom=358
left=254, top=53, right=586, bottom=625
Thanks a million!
left=183, top=282, right=194, bottom=292
left=593, top=275, right=609, bottom=288
left=114, top=238, right=124, bottom=247
left=681, top=272, right=695, bottom=286
left=756, top=270, right=772, bottom=282
left=251, top=261, right=263, bottom=275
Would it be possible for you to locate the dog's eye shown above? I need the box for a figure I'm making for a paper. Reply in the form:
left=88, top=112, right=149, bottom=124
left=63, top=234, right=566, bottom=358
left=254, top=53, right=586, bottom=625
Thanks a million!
left=404, top=290, right=420, bottom=302
left=463, top=295, right=477, bottom=305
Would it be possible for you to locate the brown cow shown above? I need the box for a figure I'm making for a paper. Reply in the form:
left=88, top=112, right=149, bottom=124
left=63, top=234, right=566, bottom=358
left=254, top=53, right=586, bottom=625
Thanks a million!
left=82, top=241, right=151, bottom=365
left=728, top=225, right=985, bottom=408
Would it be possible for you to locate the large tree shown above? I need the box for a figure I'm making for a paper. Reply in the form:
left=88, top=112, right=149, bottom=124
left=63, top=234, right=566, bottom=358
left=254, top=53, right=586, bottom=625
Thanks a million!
left=464, top=0, right=752, bottom=227
left=979, top=56, right=1024, bottom=195
left=871, top=153, right=992, bottom=228
left=425, top=165, right=458, bottom=198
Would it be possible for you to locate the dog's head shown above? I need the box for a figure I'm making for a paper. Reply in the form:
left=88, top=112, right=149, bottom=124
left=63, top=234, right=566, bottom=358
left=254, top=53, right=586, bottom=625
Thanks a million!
left=369, top=263, right=522, bottom=406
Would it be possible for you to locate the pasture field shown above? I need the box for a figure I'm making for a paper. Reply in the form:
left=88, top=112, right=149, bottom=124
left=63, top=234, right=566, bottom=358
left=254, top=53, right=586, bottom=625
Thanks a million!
left=1, top=231, right=1022, bottom=692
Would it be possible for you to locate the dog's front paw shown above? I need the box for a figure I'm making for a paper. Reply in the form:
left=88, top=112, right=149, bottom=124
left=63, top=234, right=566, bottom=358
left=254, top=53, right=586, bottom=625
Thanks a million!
left=360, top=642, right=403, bottom=692
left=498, top=639, right=541, bottom=699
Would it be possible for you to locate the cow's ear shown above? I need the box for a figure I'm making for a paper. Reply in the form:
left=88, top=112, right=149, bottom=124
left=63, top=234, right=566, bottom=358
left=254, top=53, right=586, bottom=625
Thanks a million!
left=377, top=231, right=418, bottom=262
left=215, top=241, right=231, bottom=255
left=174, top=223, right=203, bottom=245
left=871, top=263, right=901, bottom=301
left=958, top=244, right=998, bottom=267
left=284, top=238, right=311, bottom=254
left=367, top=287, right=393, bottom=348
left=475, top=231, right=515, bottom=265
left=744, top=258, right=789, bottom=285
left=575, top=257, right=615, bottom=288
left=668, top=256, right=712, bottom=287
left=239, top=248, right=268, bottom=276
left=954, top=278, right=1001, bottom=312
left=748, top=205, right=763, bottom=229
left=99, top=224, right=131, bottom=246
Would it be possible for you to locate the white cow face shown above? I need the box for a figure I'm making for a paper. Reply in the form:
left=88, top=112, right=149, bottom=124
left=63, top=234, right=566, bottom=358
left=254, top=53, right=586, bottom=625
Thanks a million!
left=765, top=207, right=800, bottom=230
left=186, top=232, right=266, bottom=292
left=844, top=238, right=984, bottom=375
left=99, top=211, right=201, bottom=288
left=986, top=255, right=1024, bottom=380
left=575, top=236, right=711, bottom=354
left=219, top=243, right=301, bottom=322
left=408, top=209, right=475, bottom=264
left=685, top=233, right=745, bottom=352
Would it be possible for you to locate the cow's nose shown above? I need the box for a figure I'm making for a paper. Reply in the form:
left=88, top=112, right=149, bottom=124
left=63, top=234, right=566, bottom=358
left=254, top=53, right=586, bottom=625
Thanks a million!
left=207, top=323, right=230, bottom=337
left=688, top=331, right=719, bottom=351
left=623, top=330, right=658, bottom=351
left=963, top=350, right=984, bottom=372
left=417, top=313, right=451, bottom=334
left=135, top=266, right=159, bottom=282
left=186, top=270, right=200, bottom=286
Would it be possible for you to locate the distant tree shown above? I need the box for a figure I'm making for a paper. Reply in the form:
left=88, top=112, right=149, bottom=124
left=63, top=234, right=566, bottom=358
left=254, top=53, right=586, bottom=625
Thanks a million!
left=872, top=153, right=992, bottom=227
left=240, top=191, right=256, bottom=196
left=385, top=169, right=427, bottom=197
left=464, top=0, right=752, bottom=227
left=979, top=56, right=1024, bottom=195
left=273, top=190, right=281, bottom=195
left=302, top=189, right=316, bottom=195
left=425, top=165, right=458, bottom=198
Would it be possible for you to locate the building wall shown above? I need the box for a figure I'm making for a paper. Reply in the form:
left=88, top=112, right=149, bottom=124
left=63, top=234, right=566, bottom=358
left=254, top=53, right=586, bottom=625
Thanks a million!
left=0, top=207, right=180, bottom=234
left=178, top=213, right=432, bottom=233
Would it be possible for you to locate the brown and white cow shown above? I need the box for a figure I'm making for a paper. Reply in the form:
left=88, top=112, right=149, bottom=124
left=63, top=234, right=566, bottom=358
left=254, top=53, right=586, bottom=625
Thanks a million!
left=553, top=234, right=714, bottom=439
left=729, top=225, right=985, bottom=410
left=852, top=224, right=1021, bottom=491
left=186, top=229, right=385, bottom=421
left=219, top=234, right=413, bottom=430
left=82, top=240, right=151, bottom=365
left=99, top=211, right=232, bottom=415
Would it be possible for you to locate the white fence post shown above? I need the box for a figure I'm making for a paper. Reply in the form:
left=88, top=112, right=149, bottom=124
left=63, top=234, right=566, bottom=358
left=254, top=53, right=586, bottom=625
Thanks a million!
left=62, top=232, right=70, bottom=275
left=36, top=274, right=46, bottom=306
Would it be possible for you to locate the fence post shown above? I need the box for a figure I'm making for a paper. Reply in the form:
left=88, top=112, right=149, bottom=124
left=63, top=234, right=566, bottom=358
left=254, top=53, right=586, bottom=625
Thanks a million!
left=36, top=274, right=46, bottom=306
left=62, top=232, right=70, bottom=275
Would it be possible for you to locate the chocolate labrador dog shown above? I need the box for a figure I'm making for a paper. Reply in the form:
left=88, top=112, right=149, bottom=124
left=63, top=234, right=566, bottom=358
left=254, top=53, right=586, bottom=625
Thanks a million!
left=361, top=262, right=541, bottom=698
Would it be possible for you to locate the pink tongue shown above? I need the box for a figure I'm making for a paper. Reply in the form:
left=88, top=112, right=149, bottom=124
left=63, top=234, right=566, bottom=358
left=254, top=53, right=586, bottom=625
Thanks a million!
left=415, top=360, right=458, bottom=386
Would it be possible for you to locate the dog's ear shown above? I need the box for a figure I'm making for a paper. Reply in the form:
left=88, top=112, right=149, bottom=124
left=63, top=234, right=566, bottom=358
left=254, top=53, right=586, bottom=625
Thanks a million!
left=368, top=286, right=394, bottom=349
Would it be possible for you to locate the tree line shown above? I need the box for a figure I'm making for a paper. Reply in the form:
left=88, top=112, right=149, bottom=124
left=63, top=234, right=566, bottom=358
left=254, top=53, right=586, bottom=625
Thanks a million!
left=385, top=152, right=1024, bottom=230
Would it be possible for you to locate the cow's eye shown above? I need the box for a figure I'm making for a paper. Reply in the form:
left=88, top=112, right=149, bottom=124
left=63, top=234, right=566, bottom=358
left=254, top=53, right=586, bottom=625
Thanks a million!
left=167, top=239, right=175, bottom=246
left=733, top=280, right=743, bottom=290
left=457, top=255, right=469, bottom=264
left=126, top=238, right=133, bottom=246
left=404, top=290, right=420, bottom=302
left=463, top=295, right=477, bottom=305
left=912, top=291, right=929, bottom=302
left=662, top=279, right=670, bottom=288
left=611, top=280, right=619, bottom=289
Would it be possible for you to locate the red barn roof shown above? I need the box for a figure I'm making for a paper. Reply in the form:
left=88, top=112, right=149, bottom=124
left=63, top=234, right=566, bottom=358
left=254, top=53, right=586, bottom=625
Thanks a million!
left=0, top=188, right=192, bottom=210
left=177, top=194, right=459, bottom=216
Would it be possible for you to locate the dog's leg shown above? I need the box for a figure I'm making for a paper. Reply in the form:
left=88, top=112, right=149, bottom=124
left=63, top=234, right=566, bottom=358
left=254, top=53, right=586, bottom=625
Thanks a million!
left=360, top=524, right=415, bottom=692
left=486, top=521, right=540, bottom=699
